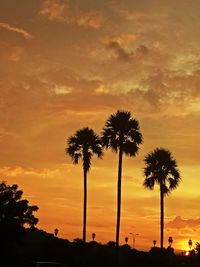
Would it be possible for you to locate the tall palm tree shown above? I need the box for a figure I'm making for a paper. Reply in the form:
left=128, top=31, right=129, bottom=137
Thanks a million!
left=66, top=127, right=103, bottom=243
left=143, top=148, right=181, bottom=249
left=102, top=110, right=143, bottom=247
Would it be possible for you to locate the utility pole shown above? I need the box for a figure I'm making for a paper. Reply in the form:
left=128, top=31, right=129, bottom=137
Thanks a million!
left=129, top=233, right=139, bottom=249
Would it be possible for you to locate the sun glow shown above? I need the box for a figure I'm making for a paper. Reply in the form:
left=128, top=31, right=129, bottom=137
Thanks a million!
left=178, top=240, right=191, bottom=252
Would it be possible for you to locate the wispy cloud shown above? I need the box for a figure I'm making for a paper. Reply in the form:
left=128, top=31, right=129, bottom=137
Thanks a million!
left=76, top=12, right=104, bottom=29
left=39, top=0, right=66, bottom=22
left=0, top=22, right=33, bottom=39
left=166, top=216, right=200, bottom=229
left=39, top=0, right=104, bottom=29
left=0, top=166, right=60, bottom=178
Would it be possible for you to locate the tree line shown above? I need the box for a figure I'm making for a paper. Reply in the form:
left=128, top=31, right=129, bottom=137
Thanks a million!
left=66, top=110, right=181, bottom=249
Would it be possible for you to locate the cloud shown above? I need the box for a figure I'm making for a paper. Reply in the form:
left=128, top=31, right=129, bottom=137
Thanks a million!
left=166, top=216, right=200, bottom=229
left=8, top=46, right=25, bottom=62
left=52, top=85, right=72, bottom=95
left=76, top=12, right=104, bottom=29
left=107, top=41, right=133, bottom=62
left=39, top=0, right=66, bottom=22
left=0, top=166, right=60, bottom=178
left=114, top=6, right=151, bottom=23
left=39, top=0, right=104, bottom=29
left=104, top=33, right=137, bottom=46
left=0, top=42, right=26, bottom=63
left=0, top=22, right=33, bottom=39
left=107, top=41, right=150, bottom=62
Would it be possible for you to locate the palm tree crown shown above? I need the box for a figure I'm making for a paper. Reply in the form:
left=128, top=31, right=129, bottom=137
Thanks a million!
left=101, top=110, right=143, bottom=155
left=67, top=127, right=103, bottom=172
left=143, top=148, right=180, bottom=194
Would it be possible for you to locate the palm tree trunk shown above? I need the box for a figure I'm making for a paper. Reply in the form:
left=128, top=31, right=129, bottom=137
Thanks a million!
left=160, top=185, right=164, bottom=249
left=83, top=167, right=87, bottom=243
left=116, top=147, right=123, bottom=248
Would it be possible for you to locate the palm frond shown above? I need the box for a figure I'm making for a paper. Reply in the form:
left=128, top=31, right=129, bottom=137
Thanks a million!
left=66, top=127, right=103, bottom=172
left=143, top=147, right=181, bottom=195
left=101, top=110, right=142, bottom=156
left=143, top=177, right=155, bottom=190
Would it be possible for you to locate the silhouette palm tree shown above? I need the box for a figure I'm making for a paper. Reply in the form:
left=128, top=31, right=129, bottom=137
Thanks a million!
left=102, top=110, right=143, bottom=247
left=66, top=127, right=103, bottom=243
left=143, top=148, right=181, bottom=249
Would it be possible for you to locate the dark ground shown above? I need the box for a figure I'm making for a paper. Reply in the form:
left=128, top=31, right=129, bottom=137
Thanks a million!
left=1, top=228, right=199, bottom=267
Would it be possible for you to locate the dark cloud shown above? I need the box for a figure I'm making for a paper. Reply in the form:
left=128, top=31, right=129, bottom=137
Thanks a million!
left=107, top=41, right=133, bottom=62
left=107, top=41, right=150, bottom=62
left=166, top=216, right=200, bottom=229
left=129, top=69, right=200, bottom=110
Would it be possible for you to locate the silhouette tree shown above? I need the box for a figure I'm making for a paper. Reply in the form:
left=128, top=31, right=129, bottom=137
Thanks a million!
left=107, top=241, right=116, bottom=247
left=195, top=242, right=200, bottom=254
left=102, top=110, right=143, bottom=247
left=143, top=148, right=180, bottom=249
left=66, top=127, right=103, bottom=243
left=54, top=228, right=59, bottom=237
left=188, top=239, right=193, bottom=250
left=92, top=232, right=96, bottom=241
left=125, top=236, right=128, bottom=244
left=153, top=240, right=157, bottom=247
left=168, top=236, right=173, bottom=247
left=0, top=181, right=38, bottom=243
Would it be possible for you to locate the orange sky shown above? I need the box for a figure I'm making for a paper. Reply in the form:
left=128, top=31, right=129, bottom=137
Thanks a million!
left=0, top=0, right=200, bottom=251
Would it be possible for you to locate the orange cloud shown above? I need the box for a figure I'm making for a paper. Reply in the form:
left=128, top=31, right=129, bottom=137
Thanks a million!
left=166, top=216, right=200, bottom=229
left=0, top=22, right=33, bottom=39
left=39, top=0, right=104, bottom=29
left=39, top=0, right=66, bottom=22
left=76, top=12, right=104, bottom=29
left=106, top=33, right=138, bottom=46
left=0, top=166, right=60, bottom=178
left=107, top=41, right=149, bottom=62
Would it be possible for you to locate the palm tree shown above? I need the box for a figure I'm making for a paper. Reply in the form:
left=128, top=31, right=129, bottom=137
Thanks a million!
left=102, top=110, right=143, bottom=247
left=66, top=127, right=103, bottom=243
left=143, top=148, right=181, bottom=249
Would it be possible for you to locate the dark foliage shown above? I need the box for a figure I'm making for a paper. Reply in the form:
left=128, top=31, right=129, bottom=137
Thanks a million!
left=6, top=230, right=200, bottom=267
left=0, top=181, right=39, bottom=266
left=0, top=181, right=38, bottom=242
left=66, top=127, right=103, bottom=172
left=143, top=148, right=181, bottom=194
left=101, top=110, right=143, bottom=156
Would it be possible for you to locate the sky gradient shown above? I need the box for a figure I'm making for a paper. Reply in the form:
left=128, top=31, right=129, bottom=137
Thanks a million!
left=0, top=0, right=200, bottom=251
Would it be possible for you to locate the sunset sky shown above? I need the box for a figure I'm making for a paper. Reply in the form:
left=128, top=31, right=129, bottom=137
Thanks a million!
left=0, top=0, right=200, bottom=251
